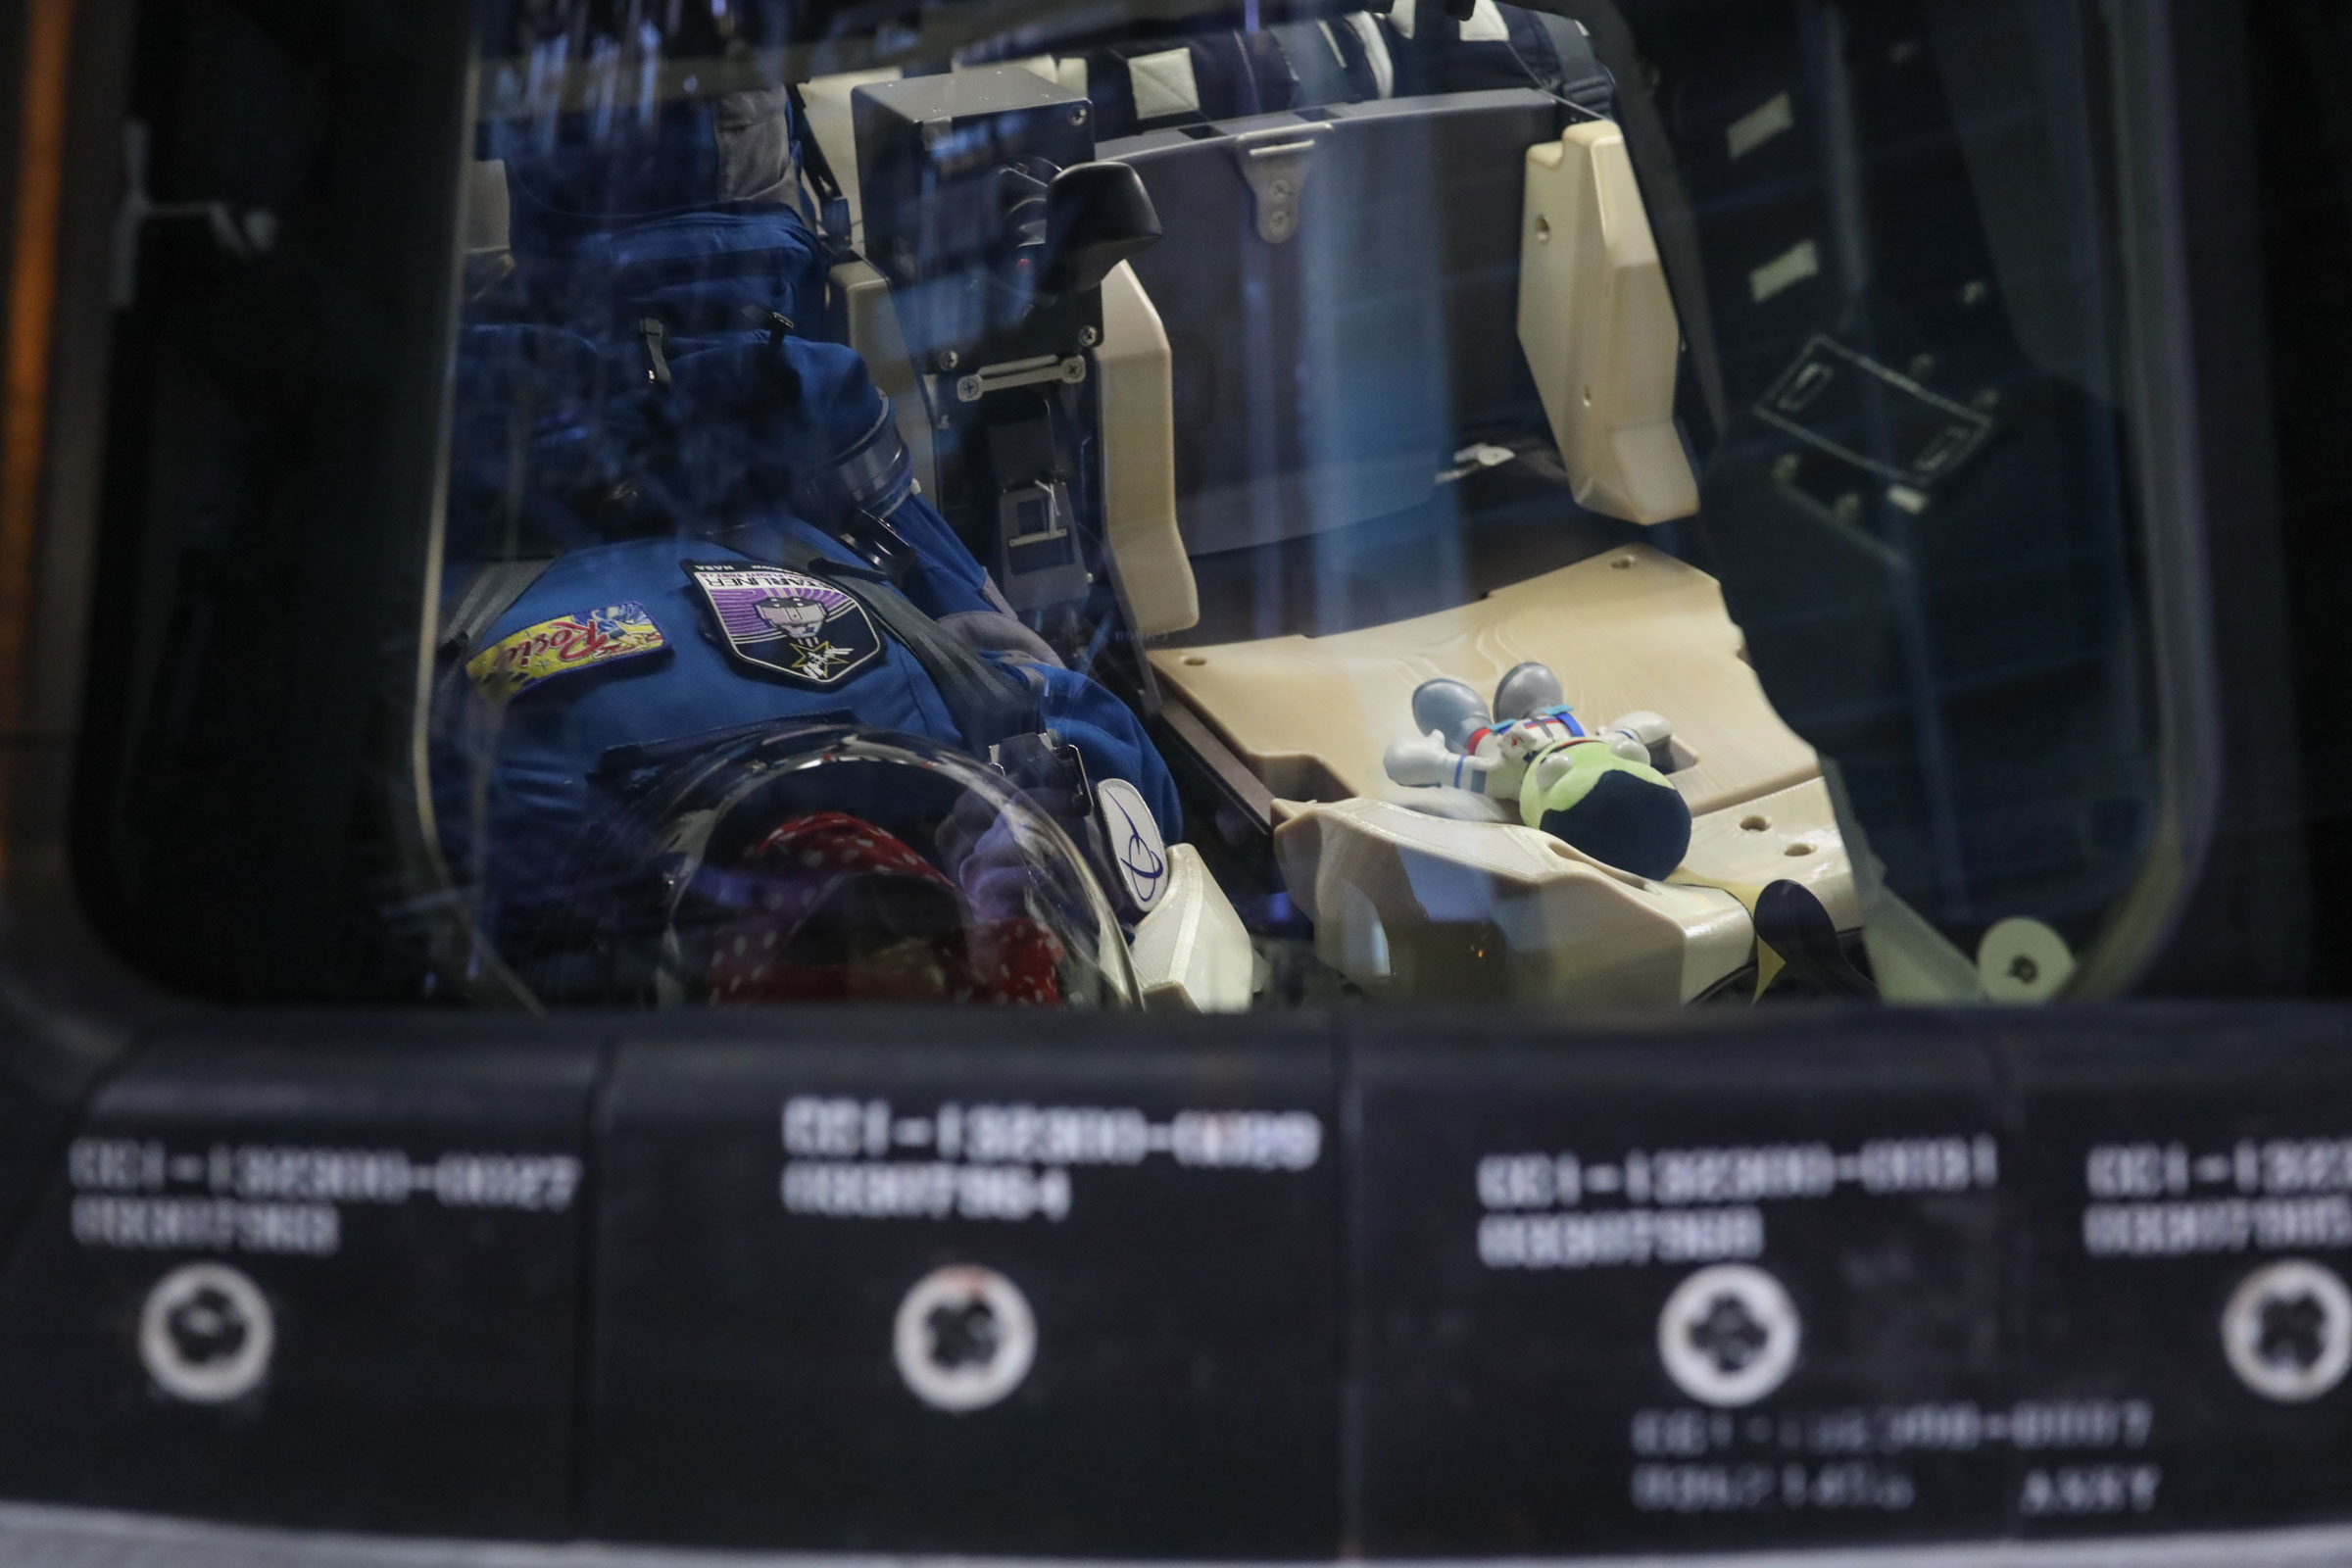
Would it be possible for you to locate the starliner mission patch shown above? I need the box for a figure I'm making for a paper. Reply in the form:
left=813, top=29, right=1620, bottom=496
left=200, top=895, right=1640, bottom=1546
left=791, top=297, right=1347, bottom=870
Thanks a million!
left=682, top=561, right=883, bottom=688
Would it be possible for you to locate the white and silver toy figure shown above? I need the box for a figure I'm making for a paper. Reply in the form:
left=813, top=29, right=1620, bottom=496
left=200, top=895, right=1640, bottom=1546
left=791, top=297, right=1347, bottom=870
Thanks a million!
left=1382, top=662, right=1691, bottom=880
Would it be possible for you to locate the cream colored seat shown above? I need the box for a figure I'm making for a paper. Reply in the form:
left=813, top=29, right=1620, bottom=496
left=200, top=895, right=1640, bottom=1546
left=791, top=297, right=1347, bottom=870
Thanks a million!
left=1148, top=544, right=1857, bottom=1004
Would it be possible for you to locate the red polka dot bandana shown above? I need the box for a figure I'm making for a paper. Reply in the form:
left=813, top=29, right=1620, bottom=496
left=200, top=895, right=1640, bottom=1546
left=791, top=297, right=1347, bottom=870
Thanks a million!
left=706, top=811, right=1064, bottom=1005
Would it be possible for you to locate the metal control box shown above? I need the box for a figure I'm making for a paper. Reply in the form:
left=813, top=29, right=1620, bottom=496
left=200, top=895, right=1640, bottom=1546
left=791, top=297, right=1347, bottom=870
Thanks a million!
left=853, top=67, right=1101, bottom=369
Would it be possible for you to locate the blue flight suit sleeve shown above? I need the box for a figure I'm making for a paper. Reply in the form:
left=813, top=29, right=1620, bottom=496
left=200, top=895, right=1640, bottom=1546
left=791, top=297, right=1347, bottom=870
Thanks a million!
left=1022, top=660, right=1185, bottom=844
left=883, top=492, right=998, bottom=619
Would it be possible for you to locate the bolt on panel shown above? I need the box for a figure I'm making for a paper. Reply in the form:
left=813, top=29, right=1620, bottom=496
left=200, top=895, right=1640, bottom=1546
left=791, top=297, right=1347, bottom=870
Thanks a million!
left=0, top=1026, right=596, bottom=1538
left=2007, top=1018, right=2352, bottom=1536
left=582, top=1009, right=1338, bottom=1554
left=1348, top=1019, right=2008, bottom=1553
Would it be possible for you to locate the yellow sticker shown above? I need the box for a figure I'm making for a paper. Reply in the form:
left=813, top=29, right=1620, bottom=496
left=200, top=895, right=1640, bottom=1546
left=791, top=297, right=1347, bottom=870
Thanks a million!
left=466, top=602, right=666, bottom=701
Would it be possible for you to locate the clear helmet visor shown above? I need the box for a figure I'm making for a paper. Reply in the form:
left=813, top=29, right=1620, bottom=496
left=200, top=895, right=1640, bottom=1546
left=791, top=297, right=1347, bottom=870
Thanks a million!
left=635, top=727, right=1139, bottom=1009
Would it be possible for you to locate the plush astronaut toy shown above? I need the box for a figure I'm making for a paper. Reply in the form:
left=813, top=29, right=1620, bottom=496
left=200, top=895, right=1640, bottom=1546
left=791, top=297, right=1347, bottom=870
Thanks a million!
left=1382, top=662, right=1691, bottom=880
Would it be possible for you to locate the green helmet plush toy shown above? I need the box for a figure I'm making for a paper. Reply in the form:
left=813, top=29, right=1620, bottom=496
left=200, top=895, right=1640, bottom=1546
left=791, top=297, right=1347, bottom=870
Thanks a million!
left=1381, top=662, right=1692, bottom=881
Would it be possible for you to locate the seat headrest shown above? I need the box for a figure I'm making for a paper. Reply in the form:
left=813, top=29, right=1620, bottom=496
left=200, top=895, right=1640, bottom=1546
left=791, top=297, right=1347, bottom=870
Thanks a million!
left=488, top=86, right=808, bottom=240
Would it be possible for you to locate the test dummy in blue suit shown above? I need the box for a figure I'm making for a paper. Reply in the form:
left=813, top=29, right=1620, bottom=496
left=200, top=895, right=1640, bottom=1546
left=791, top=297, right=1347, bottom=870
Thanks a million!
left=433, top=91, right=1179, bottom=956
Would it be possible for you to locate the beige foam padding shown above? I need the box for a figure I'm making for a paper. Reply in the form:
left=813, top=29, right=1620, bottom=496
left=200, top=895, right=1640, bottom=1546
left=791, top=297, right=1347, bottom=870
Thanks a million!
left=1458, top=0, right=1513, bottom=42
left=1127, top=48, right=1201, bottom=121
left=799, top=68, right=903, bottom=250
left=462, top=161, right=510, bottom=257
left=1098, top=263, right=1198, bottom=635
left=1276, top=800, right=1755, bottom=1004
left=1150, top=543, right=1818, bottom=821
left=832, top=259, right=938, bottom=504
left=956, top=54, right=1050, bottom=82
left=1518, top=122, right=1699, bottom=525
left=1673, top=775, right=1859, bottom=930
left=951, top=55, right=1089, bottom=95
left=1129, top=843, right=1254, bottom=1011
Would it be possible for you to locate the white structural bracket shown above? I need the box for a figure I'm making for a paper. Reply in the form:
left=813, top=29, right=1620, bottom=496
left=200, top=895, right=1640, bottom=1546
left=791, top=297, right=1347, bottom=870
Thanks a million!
left=951, top=353, right=1087, bottom=402
left=110, top=122, right=278, bottom=309
left=1516, top=122, right=1699, bottom=525
left=1232, top=124, right=1329, bottom=245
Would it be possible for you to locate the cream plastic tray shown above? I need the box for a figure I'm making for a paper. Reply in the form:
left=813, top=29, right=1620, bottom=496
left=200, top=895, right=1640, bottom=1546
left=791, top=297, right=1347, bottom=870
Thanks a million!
left=1150, top=545, right=1857, bottom=1003
left=1150, top=543, right=1819, bottom=820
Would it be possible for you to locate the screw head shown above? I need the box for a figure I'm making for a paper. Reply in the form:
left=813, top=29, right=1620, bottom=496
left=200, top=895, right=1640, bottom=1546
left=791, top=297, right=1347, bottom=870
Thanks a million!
left=1657, top=1264, right=1801, bottom=1407
left=142, top=1263, right=274, bottom=1403
left=895, top=1265, right=1036, bottom=1411
left=936, top=349, right=959, bottom=371
left=1978, top=917, right=2074, bottom=1003
left=1078, top=325, right=1100, bottom=347
left=2224, top=1259, right=2352, bottom=1402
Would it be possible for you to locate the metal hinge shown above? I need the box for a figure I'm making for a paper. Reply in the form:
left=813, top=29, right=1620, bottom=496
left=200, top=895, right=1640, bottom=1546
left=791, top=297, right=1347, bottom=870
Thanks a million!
left=111, top=121, right=280, bottom=308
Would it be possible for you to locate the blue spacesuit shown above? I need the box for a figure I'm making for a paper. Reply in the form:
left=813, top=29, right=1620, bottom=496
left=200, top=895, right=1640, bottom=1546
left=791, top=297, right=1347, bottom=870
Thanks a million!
left=432, top=92, right=1178, bottom=964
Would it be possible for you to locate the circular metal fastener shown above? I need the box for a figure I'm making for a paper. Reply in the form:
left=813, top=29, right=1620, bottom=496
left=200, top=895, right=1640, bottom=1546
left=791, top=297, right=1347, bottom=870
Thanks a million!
left=1077, top=325, right=1100, bottom=348
left=936, top=349, right=960, bottom=371
left=2223, top=1258, right=2352, bottom=1402
left=1978, top=917, right=2074, bottom=1004
left=1657, top=1263, right=1800, bottom=1407
left=895, top=1264, right=1036, bottom=1412
left=140, top=1261, right=274, bottom=1403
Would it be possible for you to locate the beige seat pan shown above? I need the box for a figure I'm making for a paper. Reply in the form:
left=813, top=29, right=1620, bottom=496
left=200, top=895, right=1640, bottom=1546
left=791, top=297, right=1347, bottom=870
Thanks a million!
left=1149, top=542, right=1819, bottom=820
left=1148, top=545, right=1859, bottom=1003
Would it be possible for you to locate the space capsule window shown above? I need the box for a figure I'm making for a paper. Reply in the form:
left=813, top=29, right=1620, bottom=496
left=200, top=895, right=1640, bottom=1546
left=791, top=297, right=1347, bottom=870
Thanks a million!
left=73, top=0, right=2222, bottom=1010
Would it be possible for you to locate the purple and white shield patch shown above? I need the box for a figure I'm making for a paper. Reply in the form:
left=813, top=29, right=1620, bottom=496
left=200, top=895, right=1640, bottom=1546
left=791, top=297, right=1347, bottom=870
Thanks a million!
left=682, top=562, right=883, bottom=688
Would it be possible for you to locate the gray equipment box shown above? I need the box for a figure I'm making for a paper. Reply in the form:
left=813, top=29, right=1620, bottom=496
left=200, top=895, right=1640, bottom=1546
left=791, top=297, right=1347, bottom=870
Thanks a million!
left=1105, top=89, right=1557, bottom=557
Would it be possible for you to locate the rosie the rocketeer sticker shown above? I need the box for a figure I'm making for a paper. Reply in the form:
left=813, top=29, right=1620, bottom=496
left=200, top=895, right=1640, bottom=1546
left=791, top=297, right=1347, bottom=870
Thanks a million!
left=683, top=561, right=884, bottom=688
left=466, top=602, right=667, bottom=701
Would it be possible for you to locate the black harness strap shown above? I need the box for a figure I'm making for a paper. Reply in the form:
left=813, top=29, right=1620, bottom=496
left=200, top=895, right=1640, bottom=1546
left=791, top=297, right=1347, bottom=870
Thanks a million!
left=439, top=556, right=559, bottom=657
left=432, top=555, right=563, bottom=728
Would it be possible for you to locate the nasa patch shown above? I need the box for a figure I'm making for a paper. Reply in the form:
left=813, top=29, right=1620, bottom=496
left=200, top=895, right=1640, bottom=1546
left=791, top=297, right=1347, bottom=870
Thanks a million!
left=1094, top=776, right=1168, bottom=916
left=682, top=561, right=883, bottom=688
